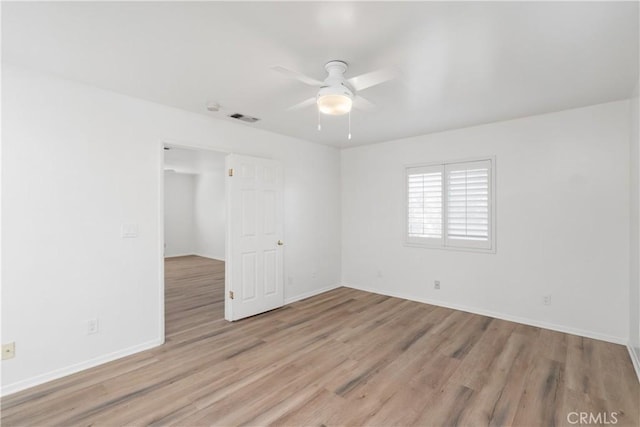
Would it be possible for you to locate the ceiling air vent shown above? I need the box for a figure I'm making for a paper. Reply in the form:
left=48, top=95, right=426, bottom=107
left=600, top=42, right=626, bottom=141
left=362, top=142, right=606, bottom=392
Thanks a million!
left=228, top=113, right=260, bottom=123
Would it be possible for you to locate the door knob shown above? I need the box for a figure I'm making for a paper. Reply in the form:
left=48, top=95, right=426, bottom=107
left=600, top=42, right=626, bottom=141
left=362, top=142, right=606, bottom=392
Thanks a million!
left=277, top=240, right=284, bottom=246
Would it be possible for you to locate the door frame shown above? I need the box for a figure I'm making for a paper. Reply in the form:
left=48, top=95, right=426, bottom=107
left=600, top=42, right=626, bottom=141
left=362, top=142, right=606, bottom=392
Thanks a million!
left=158, top=139, right=231, bottom=342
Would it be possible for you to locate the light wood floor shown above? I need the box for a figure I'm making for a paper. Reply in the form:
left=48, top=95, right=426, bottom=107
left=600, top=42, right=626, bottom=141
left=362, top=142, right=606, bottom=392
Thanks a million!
left=2, top=255, right=638, bottom=426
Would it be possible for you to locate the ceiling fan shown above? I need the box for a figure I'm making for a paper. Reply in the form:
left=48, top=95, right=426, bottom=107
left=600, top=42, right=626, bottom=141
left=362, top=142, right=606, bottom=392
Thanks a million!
left=272, top=60, right=395, bottom=138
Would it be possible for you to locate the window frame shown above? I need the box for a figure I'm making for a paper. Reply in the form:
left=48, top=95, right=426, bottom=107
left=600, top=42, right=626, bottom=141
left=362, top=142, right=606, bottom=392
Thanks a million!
left=404, top=156, right=496, bottom=254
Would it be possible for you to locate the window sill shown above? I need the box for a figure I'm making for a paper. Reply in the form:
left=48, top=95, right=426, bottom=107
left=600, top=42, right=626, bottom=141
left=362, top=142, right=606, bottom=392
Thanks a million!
left=403, top=241, right=496, bottom=254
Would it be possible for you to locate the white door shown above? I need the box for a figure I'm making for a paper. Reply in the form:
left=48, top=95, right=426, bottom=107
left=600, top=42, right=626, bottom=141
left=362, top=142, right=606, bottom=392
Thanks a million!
left=225, top=154, right=284, bottom=321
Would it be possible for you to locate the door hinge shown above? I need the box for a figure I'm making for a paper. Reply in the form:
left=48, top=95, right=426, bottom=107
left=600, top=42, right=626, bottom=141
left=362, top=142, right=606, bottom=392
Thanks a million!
left=228, top=168, right=234, bottom=177
left=229, top=290, right=234, bottom=299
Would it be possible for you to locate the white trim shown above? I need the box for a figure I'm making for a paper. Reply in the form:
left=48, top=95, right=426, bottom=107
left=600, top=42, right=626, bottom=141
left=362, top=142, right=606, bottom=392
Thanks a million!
left=628, top=345, right=640, bottom=382
left=224, top=154, right=233, bottom=321
left=164, top=253, right=198, bottom=258
left=194, top=254, right=226, bottom=262
left=284, top=284, right=341, bottom=305
left=1, top=338, right=163, bottom=397
left=157, top=143, right=166, bottom=345
left=403, top=155, right=495, bottom=170
left=342, top=283, right=627, bottom=345
left=404, top=242, right=497, bottom=254
left=164, top=253, right=225, bottom=262
left=162, top=138, right=232, bottom=155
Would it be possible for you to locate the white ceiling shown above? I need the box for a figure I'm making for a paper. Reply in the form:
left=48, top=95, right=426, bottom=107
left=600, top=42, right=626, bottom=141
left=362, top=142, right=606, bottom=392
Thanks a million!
left=3, top=2, right=638, bottom=147
left=164, top=146, right=226, bottom=175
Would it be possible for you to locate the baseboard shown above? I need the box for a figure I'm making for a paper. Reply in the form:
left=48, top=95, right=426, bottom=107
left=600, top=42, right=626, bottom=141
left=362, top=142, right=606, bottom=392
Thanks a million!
left=285, top=284, right=341, bottom=305
left=164, top=253, right=196, bottom=258
left=1, top=338, right=163, bottom=397
left=628, top=345, right=640, bottom=382
left=193, top=253, right=225, bottom=262
left=165, top=253, right=225, bottom=262
left=342, top=283, right=627, bottom=345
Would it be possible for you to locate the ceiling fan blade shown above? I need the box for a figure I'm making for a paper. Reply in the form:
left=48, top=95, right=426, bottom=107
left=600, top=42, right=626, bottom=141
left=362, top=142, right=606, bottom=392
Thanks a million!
left=272, top=66, right=324, bottom=87
left=353, top=95, right=376, bottom=111
left=348, top=68, right=396, bottom=92
left=287, top=97, right=317, bottom=111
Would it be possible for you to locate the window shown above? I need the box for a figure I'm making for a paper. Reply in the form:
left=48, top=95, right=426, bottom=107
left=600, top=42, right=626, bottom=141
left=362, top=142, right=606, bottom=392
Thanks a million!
left=406, top=158, right=494, bottom=251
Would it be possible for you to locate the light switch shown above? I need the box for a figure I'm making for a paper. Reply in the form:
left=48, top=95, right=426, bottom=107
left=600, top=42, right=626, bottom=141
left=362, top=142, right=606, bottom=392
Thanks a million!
left=121, top=223, right=139, bottom=238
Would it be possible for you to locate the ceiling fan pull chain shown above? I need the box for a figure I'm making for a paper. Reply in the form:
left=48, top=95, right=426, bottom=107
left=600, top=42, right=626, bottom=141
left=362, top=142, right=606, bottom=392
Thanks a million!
left=318, top=109, right=322, bottom=131
left=348, top=111, right=352, bottom=140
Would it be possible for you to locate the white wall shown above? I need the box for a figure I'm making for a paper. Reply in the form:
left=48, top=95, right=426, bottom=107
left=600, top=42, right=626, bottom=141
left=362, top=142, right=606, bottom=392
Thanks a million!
left=194, top=172, right=225, bottom=261
left=2, top=61, right=634, bottom=395
left=164, top=172, right=196, bottom=257
left=629, top=80, right=640, bottom=374
left=341, top=100, right=630, bottom=343
left=164, top=170, right=225, bottom=261
left=1, top=65, right=341, bottom=394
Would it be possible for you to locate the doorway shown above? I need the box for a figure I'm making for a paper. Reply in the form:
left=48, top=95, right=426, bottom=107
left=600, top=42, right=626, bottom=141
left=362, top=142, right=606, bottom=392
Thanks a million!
left=162, top=145, right=227, bottom=337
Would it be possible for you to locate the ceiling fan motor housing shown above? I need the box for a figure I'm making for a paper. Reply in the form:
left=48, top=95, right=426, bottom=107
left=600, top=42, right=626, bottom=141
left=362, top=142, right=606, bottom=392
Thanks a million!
left=317, top=60, right=354, bottom=115
left=317, top=84, right=353, bottom=100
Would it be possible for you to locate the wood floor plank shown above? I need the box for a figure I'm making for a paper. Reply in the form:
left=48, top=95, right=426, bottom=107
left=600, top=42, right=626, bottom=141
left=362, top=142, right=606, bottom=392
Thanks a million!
left=456, top=330, right=536, bottom=426
left=512, top=356, right=565, bottom=426
left=2, top=255, right=638, bottom=427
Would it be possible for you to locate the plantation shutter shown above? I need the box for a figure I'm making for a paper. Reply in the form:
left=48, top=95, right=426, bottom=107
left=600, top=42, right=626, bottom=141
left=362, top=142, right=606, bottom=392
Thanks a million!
left=445, top=160, right=491, bottom=249
left=406, top=165, right=444, bottom=245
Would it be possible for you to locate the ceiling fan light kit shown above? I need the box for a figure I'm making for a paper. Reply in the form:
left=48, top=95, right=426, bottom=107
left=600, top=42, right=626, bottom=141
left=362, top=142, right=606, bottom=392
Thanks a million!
left=317, top=92, right=353, bottom=115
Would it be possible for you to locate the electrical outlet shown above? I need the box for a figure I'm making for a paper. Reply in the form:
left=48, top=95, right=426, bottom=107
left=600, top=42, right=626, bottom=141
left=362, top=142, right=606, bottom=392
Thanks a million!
left=311, top=270, right=317, bottom=279
left=377, top=270, right=383, bottom=278
left=434, top=280, right=441, bottom=290
left=87, top=318, right=99, bottom=335
left=287, top=276, right=293, bottom=286
left=2, top=342, right=15, bottom=360
left=543, top=295, right=552, bottom=306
